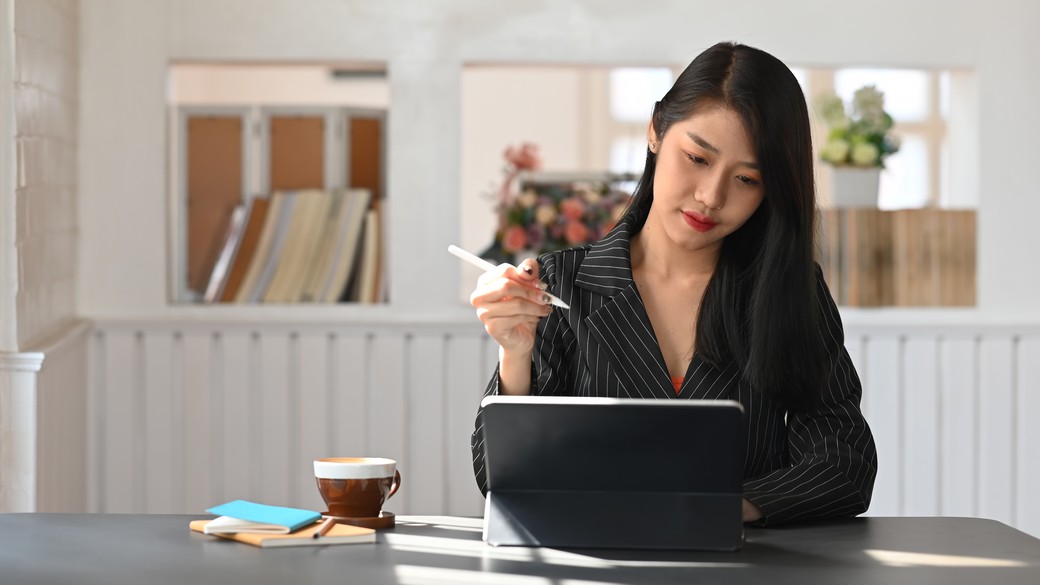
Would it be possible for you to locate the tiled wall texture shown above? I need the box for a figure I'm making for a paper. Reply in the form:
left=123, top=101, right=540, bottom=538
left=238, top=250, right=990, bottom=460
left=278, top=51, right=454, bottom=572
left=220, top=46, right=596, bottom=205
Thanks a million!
left=13, top=0, right=78, bottom=347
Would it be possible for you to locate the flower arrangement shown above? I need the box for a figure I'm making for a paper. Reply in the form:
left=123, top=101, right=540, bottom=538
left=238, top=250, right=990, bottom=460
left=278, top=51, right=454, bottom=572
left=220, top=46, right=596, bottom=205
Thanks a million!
left=482, top=143, right=631, bottom=262
left=498, top=181, right=631, bottom=257
left=815, top=85, right=900, bottom=168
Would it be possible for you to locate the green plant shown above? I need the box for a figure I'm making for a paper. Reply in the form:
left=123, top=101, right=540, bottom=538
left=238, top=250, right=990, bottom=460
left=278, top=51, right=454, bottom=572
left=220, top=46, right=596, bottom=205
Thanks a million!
left=815, top=85, right=900, bottom=168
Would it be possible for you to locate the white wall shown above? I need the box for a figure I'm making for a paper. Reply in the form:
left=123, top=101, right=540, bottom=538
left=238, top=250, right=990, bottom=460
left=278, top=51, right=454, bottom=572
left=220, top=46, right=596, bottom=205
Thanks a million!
left=27, top=322, right=88, bottom=512
left=0, top=0, right=87, bottom=513
left=9, top=0, right=79, bottom=347
left=460, top=66, right=591, bottom=293
left=79, top=0, right=1040, bottom=320
left=170, top=63, right=389, bottom=107
left=0, top=0, right=18, bottom=352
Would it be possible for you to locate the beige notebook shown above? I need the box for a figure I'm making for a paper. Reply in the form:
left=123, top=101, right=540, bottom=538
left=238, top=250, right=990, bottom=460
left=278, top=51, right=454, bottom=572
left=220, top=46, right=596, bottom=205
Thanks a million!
left=233, top=192, right=289, bottom=303
left=189, top=519, right=375, bottom=548
left=298, top=190, right=346, bottom=302
left=356, top=207, right=380, bottom=303
left=263, top=190, right=329, bottom=303
left=319, top=188, right=371, bottom=302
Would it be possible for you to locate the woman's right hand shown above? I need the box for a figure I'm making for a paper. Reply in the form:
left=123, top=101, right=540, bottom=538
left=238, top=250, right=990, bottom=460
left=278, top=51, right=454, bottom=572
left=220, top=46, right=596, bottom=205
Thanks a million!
left=469, top=258, right=553, bottom=355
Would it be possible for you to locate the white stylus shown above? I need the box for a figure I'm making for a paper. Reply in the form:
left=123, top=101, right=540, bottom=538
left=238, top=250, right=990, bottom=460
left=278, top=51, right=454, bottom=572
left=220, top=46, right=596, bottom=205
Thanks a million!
left=448, top=245, right=570, bottom=310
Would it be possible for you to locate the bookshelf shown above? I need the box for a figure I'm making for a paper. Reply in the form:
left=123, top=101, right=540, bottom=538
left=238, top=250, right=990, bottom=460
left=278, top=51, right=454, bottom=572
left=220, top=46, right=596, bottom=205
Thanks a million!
left=171, top=106, right=387, bottom=306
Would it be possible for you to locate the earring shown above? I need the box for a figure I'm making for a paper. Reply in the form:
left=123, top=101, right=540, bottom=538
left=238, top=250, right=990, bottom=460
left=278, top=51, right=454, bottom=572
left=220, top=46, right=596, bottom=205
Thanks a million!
left=649, top=142, right=657, bottom=153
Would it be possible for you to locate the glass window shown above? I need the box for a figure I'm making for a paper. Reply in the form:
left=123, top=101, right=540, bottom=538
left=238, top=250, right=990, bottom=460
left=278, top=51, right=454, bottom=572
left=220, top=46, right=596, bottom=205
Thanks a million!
left=879, top=134, right=930, bottom=209
left=835, top=68, right=931, bottom=122
left=610, top=137, right=647, bottom=175
left=609, top=68, right=673, bottom=123
left=940, top=71, right=951, bottom=119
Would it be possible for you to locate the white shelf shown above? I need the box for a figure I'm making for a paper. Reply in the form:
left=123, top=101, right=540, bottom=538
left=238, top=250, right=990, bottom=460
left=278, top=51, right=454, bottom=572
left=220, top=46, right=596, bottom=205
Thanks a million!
left=90, top=304, right=480, bottom=331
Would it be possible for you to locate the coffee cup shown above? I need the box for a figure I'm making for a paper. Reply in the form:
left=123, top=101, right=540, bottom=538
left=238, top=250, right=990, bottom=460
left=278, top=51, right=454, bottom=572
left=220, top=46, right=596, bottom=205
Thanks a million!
left=313, top=457, right=402, bottom=518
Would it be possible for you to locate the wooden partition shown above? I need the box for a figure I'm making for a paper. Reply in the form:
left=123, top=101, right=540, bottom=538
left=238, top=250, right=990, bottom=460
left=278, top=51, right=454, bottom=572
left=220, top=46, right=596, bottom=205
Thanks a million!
left=819, top=209, right=976, bottom=306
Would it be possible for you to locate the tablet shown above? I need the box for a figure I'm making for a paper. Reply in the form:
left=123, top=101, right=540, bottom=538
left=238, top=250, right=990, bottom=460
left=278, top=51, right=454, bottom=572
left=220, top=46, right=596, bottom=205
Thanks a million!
left=479, top=395, right=745, bottom=550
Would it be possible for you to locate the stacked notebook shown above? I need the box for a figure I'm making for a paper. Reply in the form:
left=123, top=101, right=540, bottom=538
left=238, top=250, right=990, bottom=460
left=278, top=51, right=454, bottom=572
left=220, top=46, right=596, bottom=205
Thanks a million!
left=191, top=500, right=375, bottom=548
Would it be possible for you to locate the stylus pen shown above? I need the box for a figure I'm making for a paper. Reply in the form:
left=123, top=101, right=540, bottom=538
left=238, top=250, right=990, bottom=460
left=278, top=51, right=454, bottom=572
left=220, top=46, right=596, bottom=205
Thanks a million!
left=448, top=245, right=570, bottom=310
left=313, top=517, right=336, bottom=539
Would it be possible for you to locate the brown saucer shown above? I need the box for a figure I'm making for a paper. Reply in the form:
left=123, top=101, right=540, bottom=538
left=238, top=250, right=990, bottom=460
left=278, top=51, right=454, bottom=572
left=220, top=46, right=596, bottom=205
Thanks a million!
left=320, top=510, right=395, bottom=529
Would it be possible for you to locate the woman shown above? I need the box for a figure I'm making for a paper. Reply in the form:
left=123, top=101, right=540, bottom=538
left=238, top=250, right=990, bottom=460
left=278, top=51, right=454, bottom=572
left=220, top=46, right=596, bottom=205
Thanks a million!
left=469, top=42, right=877, bottom=526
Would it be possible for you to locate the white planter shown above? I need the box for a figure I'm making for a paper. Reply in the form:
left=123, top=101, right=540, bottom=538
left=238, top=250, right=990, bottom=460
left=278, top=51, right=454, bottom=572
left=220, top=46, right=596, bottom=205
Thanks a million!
left=830, top=166, right=881, bottom=208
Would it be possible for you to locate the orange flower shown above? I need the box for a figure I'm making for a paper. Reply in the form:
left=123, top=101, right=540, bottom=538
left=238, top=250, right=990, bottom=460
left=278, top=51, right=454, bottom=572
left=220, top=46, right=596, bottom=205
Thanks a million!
left=502, top=225, right=528, bottom=253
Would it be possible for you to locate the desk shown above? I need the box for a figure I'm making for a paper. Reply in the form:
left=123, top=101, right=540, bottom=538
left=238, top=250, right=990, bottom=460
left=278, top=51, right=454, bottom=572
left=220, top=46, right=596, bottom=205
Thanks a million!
left=1, top=514, right=1038, bottom=584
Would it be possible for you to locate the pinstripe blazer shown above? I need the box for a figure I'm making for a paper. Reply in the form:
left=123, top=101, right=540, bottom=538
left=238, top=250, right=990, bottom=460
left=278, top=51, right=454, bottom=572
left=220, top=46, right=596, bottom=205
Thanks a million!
left=471, top=212, right=878, bottom=526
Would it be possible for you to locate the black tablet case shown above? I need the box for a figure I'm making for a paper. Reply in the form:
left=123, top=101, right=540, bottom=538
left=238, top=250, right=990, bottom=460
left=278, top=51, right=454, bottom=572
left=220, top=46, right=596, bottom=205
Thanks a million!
left=480, top=397, right=745, bottom=550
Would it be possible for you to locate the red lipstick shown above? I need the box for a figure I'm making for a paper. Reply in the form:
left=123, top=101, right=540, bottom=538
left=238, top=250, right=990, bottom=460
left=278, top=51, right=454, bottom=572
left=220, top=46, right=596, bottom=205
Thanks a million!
left=682, top=211, right=717, bottom=232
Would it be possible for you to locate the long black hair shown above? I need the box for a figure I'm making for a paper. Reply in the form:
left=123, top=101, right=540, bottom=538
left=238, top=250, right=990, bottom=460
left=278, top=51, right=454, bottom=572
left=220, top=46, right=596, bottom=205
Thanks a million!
left=627, top=41, right=824, bottom=409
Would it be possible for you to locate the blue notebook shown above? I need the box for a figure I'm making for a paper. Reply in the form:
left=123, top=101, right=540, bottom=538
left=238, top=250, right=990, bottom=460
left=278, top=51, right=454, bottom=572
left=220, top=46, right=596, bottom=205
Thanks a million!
left=206, top=500, right=322, bottom=533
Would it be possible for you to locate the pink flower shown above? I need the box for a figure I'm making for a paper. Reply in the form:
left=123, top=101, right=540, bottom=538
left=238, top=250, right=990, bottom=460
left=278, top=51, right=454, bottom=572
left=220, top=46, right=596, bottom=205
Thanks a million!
left=564, top=221, right=589, bottom=245
left=502, top=225, right=528, bottom=253
left=560, top=197, right=586, bottom=221
left=503, top=143, right=543, bottom=172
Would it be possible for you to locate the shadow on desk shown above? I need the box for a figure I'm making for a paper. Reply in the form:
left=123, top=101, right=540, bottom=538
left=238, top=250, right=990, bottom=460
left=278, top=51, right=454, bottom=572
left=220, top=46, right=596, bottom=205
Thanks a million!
left=398, top=515, right=1037, bottom=570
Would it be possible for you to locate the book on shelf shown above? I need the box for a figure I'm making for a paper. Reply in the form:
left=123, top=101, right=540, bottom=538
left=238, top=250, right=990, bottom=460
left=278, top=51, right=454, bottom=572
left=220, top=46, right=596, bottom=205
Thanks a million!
left=244, top=191, right=299, bottom=302
left=370, top=199, right=387, bottom=303
left=298, top=190, right=346, bottom=302
left=233, top=192, right=289, bottom=303
left=189, top=519, right=375, bottom=548
left=319, top=188, right=372, bottom=303
left=356, top=205, right=381, bottom=303
left=219, top=196, right=270, bottom=303
left=201, top=205, right=248, bottom=303
left=263, top=189, right=332, bottom=303
left=198, top=188, right=383, bottom=305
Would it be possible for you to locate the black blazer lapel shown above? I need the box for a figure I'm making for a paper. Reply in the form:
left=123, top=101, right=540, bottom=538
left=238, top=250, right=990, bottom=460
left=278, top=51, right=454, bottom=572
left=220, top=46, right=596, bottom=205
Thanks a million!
left=573, top=214, right=674, bottom=399
left=677, top=355, right=743, bottom=400
left=583, top=283, right=675, bottom=399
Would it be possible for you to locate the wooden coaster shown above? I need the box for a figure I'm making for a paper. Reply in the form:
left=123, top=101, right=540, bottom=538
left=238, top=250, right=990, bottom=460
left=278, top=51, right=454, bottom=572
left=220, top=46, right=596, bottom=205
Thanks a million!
left=320, top=510, right=395, bottom=530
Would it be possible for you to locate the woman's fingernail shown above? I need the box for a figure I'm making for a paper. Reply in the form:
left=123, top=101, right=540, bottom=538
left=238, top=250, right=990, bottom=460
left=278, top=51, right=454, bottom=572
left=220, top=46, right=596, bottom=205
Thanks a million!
left=542, top=294, right=552, bottom=305
left=535, top=282, right=548, bottom=290
left=522, top=265, right=534, bottom=276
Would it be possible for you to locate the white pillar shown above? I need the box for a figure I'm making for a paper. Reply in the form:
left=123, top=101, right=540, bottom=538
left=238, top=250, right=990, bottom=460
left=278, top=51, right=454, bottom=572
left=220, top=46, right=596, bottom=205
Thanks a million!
left=0, top=352, right=45, bottom=512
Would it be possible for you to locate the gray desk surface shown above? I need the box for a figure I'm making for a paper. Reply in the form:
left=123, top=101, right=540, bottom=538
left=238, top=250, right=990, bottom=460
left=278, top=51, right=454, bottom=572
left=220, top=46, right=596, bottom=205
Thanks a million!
left=1, top=514, right=1038, bottom=585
